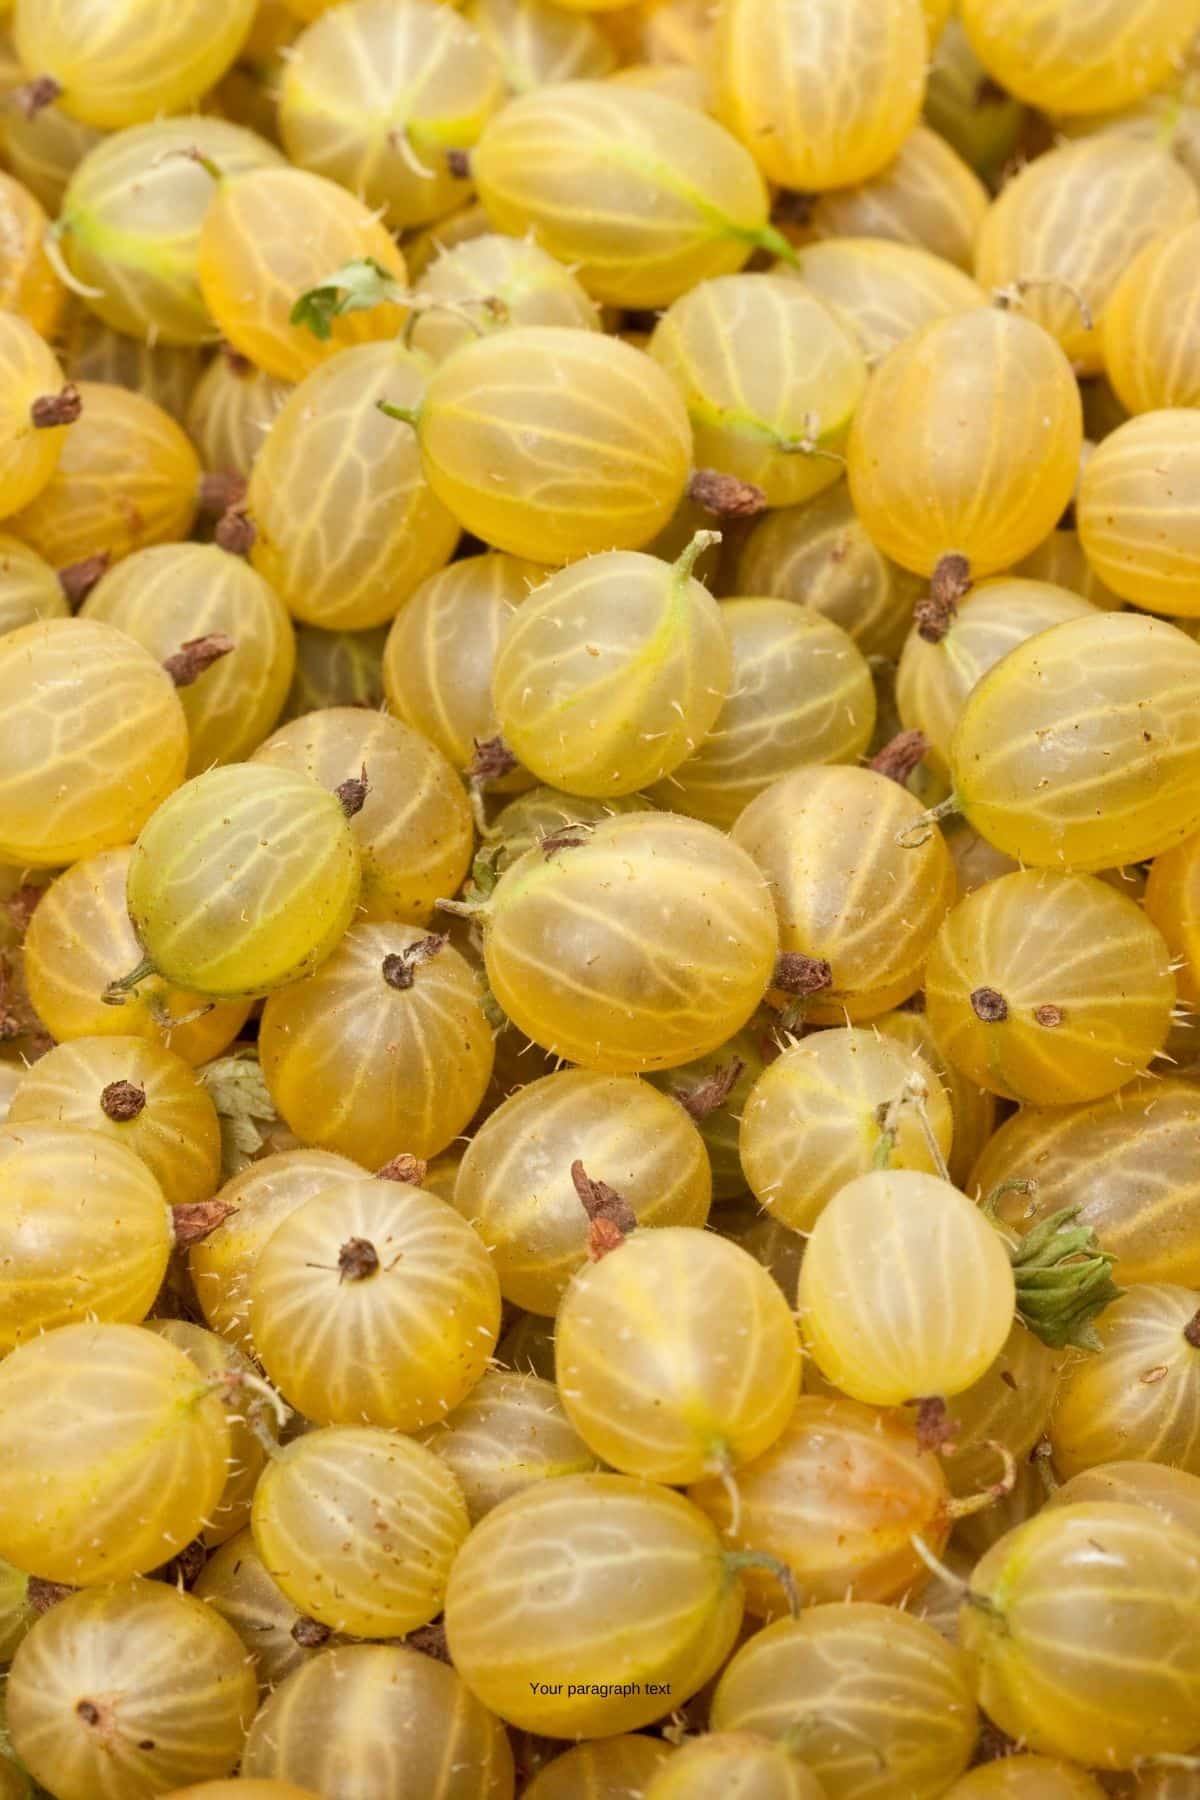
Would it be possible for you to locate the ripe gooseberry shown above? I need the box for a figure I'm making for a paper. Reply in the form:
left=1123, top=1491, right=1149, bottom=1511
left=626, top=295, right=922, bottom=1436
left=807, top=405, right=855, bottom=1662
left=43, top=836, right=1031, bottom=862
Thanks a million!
left=0, top=170, right=63, bottom=339
left=144, top=1319, right=272, bottom=1547
left=643, top=1734, right=824, bottom=1800
left=247, top=1177, right=501, bottom=1430
left=285, top=623, right=387, bottom=719
left=193, top=1528, right=339, bottom=1694
left=798, top=126, right=988, bottom=274
left=1078, top=410, right=1200, bottom=616
left=1104, top=221, right=1200, bottom=415
left=944, top=1759, right=1107, bottom=1798
left=0, top=536, right=67, bottom=638
left=120, top=762, right=362, bottom=1000
left=1048, top=1284, right=1200, bottom=1478
left=464, top=0, right=616, bottom=92
left=0, top=313, right=74, bottom=519
left=872, top=1006, right=997, bottom=1188
left=522, top=1739, right=674, bottom=1800
left=1047, top=1461, right=1200, bottom=1538
left=409, top=234, right=600, bottom=363
left=418, top=1371, right=597, bottom=1519
left=778, top=237, right=987, bottom=368
left=185, top=349, right=292, bottom=480
left=959, top=0, right=1200, bottom=116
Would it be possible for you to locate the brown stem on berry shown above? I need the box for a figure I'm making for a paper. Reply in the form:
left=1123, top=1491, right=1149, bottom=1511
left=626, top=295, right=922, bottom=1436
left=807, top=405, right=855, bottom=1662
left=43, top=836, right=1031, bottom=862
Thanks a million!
left=1033, top=1003, right=1063, bottom=1028
left=30, top=383, right=81, bottom=429
left=773, top=953, right=833, bottom=997
left=337, top=1237, right=380, bottom=1281
left=687, top=468, right=768, bottom=519
left=220, top=342, right=253, bottom=377
left=539, top=824, right=590, bottom=858
left=571, top=1159, right=637, bottom=1260
left=100, top=1079, right=146, bottom=1122
left=12, top=74, right=61, bottom=118
left=672, top=1058, right=745, bottom=1122
left=58, top=552, right=110, bottom=605
left=381, top=935, right=447, bottom=991
left=469, top=734, right=518, bottom=785
left=377, top=1152, right=428, bottom=1185
left=405, top=1619, right=451, bottom=1663
left=446, top=148, right=471, bottom=179
left=163, top=634, right=235, bottom=688
left=291, top=1615, right=333, bottom=1648
left=76, top=1700, right=102, bottom=1726
left=944, top=1442, right=1017, bottom=1522
left=172, top=1200, right=238, bottom=1247
left=772, top=189, right=815, bottom=228
left=870, top=729, right=928, bottom=787
left=971, top=987, right=1009, bottom=1023
left=1184, top=1310, right=1200, bottom=1349
left=915, top=554, right=972, bottom=641
left=335, top=764, right=369, bottom=819
left=215, top=503, right=256, bottom=556
left=27, top=1576, right=73, bottom=1614
left=913, top=1396, right=957, bottom=1454
left=153, top=1537, right=207, bottom=1588
left=197, top=470, right=247, bottom=515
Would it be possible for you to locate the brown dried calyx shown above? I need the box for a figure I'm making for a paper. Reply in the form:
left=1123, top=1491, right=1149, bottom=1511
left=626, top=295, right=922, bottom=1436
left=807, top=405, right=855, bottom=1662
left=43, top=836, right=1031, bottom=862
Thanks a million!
left=171, top=1199, right=238, bottom=1247
left=377, top=1152, right=428, bottom=1185
left=772, top=189, right=815, bottom=228
left=913, top=1395, right=957, bottom=1454
left=163, top=635, right=235, bottom=688
left=446, top=148, right=471, bottom=179
left=100, top=1079, right=146, bottom=1121
left=971, top=986, right=1009, bottom=1023
left=540, top=824, right=590, bottom=859
left=1033, top=1003, right=1063, bottom=1028
left=215, top=503, right=256, bottom=556
left=382, top=934, right=447, bottom=990
left=292, top=1615, right=333, bottom=1648
left=914, top=554, right=973, bottom=643
left=197, top=470, right=248, bottom=515
left=338, top=1236, right=380, bottom=1282
left=12, top=74, right=61, bottom=118
left=335, top=764, right=370, bottom=819
left=30, top=383, right=82, bottom=429
left=870, top=729, right=928, bottom=788
left=687, top=468, right=768, bottom=520
left=673, top=1058, right=745, bottom=1122
left=59, top=553, right=110, bottom=605
left=571, top=1159, right=637, bottom=1261
left=469, top=734, right=519, bottom=785
left=28, top=1576, right=73, bottom=1613
left=773, top=953, right=833, bottom=998
left=1185, top=1309, right=1200, bottom=1349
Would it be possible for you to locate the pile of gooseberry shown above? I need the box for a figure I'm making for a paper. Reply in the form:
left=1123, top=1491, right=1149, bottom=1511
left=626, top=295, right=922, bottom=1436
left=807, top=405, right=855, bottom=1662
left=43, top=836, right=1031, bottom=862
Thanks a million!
left=4, top=0, right=1200, bottom=1795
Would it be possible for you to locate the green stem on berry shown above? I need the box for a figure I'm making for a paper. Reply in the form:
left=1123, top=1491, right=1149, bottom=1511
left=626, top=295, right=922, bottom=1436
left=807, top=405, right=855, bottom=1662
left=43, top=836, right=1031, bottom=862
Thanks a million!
left=101, top=956, right=156, bottom=1007
left=724, top=1549, right=800, bottom=1619
left=672, top=528, right=722, bottom=584
left=895, top=792, right=959, bottom=849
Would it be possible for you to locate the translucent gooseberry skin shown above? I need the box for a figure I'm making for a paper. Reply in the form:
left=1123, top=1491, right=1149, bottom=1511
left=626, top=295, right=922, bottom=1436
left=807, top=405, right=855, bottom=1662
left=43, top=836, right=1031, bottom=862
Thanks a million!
left=799, top=1169, right=1017, bottom=1405
left=189, top=1147, right=363, bottom=1352
left=0, top=1322, right=229, bottom=1584
left=161, top=1787, right=322, bottom=1800
left=848, top=309, right=1083, bottom=581
left=445, top=1474, right=744, bottom=1737
left=926, top=870, right=1175, bottom=1106
left=185, top=352, right=292, bottom=480
left=7, top=1037, right=221, bottom=1206
left=0, top=89, right=103, bottom=215
left=739, top=1027, right=954, bottom=1234
left=732, top=765, right=956, bottom=1022
left=1048, top=1461, right=1200, bottom=1540
left=800, top=126, right=988, bottom=276
left=0, top=170, right=63, bottom=339
left=949, top=613, right=1200, bottom=870
left=691, top=1394, right=951, bottom=1614
left=732, top=485, right=924, bottom=661
left=412, top=327, right=692, bottom=564
left=259, top=924, right=494, bottom=1166
left=59, top=118, right=283, bottom=346
left=944, top=1759, right=1107, bottom=1799
left=248, top=1179, right=502, bottom=1431
left=556, top=1226, right=801, bottom=1484
left=481, top=812, right=779, bottom=1074
left=492, top=545, right=732, bottom=798
left=0, top=618, right=187, bottom=867
left=648, top=275, right=867, bottom=508
left=21, top=848, right=249, bottom=1064
left=5, top=1580, right=257, bottom=1800
left=0, top=1120, right=172, bottom=1352
left=383, top=552, right=545, bottom=782
left=896, top=579, right=1096, bottom=780
left=872, top=1007, right=996, bottom=1189
left=488, top=785, right=656, bottom=870
left=924, top=18, right=1028, bottom=181
left=959, top=0, right=1200, bottom=116
left=473, top=83, right=778, bottom=308
left=1148, top=832, right=1200, bottom=1008
left=962, top=1503, right=1200, bottom=1768
left=410, top=233, right=601, bottom=365
left=280, top=0, right=502, bottom=230
left=1048, top=1285, right=1200, bottom=1479
left=82, top=543, right=295, bottom=774
left=194, top=1528, right=338, bottom=1695
left=1015, top=526, right=1123, bottom=612
left=465, top=0, right=614, bottom=91
left=0, top=535, right=66, bottom=638
left=452, top=1068, right=711, bottom=1312
left=60, top=307, right=204, bottom=424
left=247, top=341, right=459, bottom=631
left=974, top=140, right=1198, bottom=376
left=1105, top=223, right=1200, bottom=416
left=240, top=1644, right=515, bottom=1800
left=9, top=380, right=201, bottom=571
left=418, top=1370, right=597, bottom=1520
left=12, top=0, right=257, bottom=129
left=126, top=763, right=362, bottom=999
left=646, top=1024, right=765, bottom=1201
left=251, top=1425, right=469, bottom=1638
left=0, top=314, right=70, bottom=519
left=197, top=167, right=408, bottom=383
left=780, top=237, right=987, bottom=368
left=975, top=1079, right=1200, bottom=1289
left=1078, top=411, right=1200, bottom=617
left=142, top=1320, right=268, bottom=1547
left=711, top=1602, right=977, bottom=1800
left=523, top=1738, right=674, bottom=1800
left=713, top=0, right=926, bottom=192
left=284, top=624, right=387, bottom=720
left=252, top=709, right=472, bottom=924
left=643, top=1734, right=824, bottom=1800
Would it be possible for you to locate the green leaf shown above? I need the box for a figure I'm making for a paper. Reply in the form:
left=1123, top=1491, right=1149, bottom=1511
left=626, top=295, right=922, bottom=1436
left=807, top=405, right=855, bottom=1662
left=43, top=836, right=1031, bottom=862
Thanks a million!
left=1010, top=1206, right=1123, bottom=1350
left=290, top=257, right=406, bottom=340
left=198, top=1049, right=279, bottom=1179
